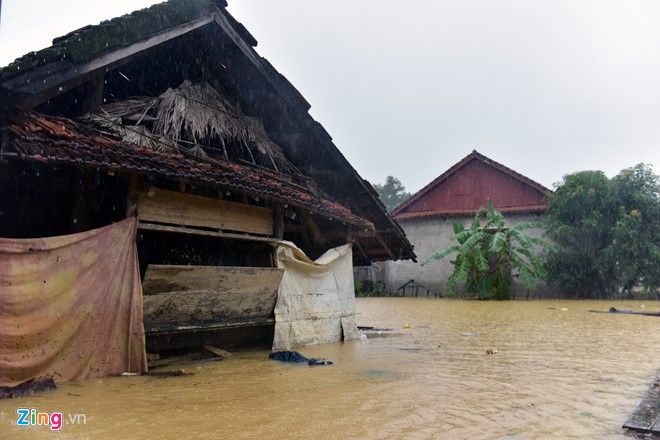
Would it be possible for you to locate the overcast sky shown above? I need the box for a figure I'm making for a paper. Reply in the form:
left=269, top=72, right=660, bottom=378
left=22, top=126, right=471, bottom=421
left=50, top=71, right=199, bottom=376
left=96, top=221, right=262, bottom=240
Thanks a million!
left=1, top=1, right=659, bottom=192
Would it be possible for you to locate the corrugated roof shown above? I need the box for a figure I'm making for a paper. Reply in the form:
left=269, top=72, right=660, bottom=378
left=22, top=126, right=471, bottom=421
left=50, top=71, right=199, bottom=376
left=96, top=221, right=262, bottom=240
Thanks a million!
left=8, top=112, right=373, bottom=230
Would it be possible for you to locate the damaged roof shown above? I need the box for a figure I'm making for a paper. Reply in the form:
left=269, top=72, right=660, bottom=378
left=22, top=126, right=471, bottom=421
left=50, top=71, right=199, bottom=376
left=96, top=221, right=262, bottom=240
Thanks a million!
left=0, top=0, right=415, bottom=262
left=9, top=112, right=373, bottom=229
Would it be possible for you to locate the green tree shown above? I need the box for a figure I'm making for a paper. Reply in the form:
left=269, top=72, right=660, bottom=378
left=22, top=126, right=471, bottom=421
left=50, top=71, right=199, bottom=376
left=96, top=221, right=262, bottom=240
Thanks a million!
left=545, top=164, right=659, bottom=298
left=608, top=164, right=660, bottom=294
left=373, top=176, right=411, bottom=211
left=423, top=201, right=549, bottom=300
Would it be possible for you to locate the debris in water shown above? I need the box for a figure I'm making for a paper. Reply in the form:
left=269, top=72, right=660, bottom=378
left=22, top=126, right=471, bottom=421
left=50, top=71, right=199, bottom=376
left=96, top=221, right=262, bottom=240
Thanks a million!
left=0, top=377, right=56, bottom=399
left=269, top=351, right=333, bottom=366
left=142, top=370, right=192, bottom=377
left=203, top=345, right=232, bottom=359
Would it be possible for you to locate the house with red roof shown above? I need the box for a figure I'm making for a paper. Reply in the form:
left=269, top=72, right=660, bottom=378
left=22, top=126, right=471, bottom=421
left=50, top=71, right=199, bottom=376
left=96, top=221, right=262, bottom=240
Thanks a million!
left=383, top=150, right=555, bottom=297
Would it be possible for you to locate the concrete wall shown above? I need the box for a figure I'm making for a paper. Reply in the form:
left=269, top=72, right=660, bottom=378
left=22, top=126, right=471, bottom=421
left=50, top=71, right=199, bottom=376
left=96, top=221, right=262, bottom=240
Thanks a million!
left=384, top=213, right=560, bottom=298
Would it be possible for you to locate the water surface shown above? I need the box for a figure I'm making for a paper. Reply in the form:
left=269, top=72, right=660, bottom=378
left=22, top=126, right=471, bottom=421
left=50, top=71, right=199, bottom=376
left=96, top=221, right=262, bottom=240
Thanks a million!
left=1, top=299, right=658, bottom=439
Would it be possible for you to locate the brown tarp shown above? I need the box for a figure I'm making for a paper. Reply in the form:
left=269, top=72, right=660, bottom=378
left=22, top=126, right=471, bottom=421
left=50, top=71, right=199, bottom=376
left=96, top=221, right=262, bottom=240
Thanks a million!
left=0, top=218, right=146, bottom=386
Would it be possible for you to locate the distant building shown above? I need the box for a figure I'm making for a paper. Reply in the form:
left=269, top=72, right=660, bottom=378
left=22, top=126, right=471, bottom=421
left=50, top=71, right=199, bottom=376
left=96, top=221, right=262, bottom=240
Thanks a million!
left=381, top=150, right=556, bottom=298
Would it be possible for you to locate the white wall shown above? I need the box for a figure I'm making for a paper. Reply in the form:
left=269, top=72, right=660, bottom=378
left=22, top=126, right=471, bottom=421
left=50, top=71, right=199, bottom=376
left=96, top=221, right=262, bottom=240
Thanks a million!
left=384, top=213, right=560, bottom=298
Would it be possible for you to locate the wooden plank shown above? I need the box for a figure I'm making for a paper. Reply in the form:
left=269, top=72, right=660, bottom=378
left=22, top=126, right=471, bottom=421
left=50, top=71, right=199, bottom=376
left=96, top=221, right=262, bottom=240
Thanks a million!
left=142, top=265, right=282, bottom=295
left=273, top=204, right=284, bottom=239
left=623, top=374, right=660, bottom=435
left=142, top=265, right=284, bottom=324
left=137, top=187, right=273, bottom=235
left=144, top=318, right=274, bottom=334
left=138, top=221, right=279, bottom=244
left=145, top=319, right=274, bottom=351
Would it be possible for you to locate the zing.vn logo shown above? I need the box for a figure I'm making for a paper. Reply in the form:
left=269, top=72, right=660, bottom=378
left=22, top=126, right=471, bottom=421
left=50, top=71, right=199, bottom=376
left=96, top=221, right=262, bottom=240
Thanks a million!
left=16, top=408, right=87, bottom=431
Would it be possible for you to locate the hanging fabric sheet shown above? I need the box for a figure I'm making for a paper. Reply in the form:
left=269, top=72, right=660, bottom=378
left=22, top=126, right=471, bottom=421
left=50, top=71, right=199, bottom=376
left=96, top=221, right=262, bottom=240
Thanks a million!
left=273, top=242, right=362, bottom=350
left=0, top=217, right=146, bottom=386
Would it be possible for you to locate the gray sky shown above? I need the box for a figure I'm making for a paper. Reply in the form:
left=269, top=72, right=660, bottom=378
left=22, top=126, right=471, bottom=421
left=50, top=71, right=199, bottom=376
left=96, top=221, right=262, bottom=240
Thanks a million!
left=2, top=1, right=659, bottom=192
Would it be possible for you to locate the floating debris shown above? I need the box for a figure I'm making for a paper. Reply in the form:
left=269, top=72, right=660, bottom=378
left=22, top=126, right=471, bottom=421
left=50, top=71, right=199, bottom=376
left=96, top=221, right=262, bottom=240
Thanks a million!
left=269, top=351, right=333, bottom=366
left=142, top=370, right=192, bottom=378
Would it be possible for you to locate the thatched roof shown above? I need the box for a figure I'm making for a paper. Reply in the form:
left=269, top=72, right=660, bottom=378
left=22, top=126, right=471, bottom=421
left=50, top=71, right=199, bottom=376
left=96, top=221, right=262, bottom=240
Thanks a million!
left=82, top=80, right=298, bottom=173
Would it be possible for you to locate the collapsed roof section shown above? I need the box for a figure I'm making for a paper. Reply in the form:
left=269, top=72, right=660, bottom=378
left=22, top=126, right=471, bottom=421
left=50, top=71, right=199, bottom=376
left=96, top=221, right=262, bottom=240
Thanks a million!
left=0, top=0, right=415, bottom=262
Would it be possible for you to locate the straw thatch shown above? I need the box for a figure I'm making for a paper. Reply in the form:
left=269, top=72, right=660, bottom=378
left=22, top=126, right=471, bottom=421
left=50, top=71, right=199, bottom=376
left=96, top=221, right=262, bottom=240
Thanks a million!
left=81, top=80, right=298, bottom=174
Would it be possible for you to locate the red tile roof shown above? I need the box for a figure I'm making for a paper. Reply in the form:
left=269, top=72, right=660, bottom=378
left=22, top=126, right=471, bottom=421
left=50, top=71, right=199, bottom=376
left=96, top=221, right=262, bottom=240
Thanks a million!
left=8, top=112, right=373, bottom=229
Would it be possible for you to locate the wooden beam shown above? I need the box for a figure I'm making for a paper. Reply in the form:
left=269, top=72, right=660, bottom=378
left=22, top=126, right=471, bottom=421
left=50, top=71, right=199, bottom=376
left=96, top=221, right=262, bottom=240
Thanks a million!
left=81, top=71, right=104, bottom=112
left=137, top=187, right=273, bottom=235
left=212, top=11, right=264, bottom=72
left=138, top=221, right=280, bottom=244
left=375, top=234, right=395, bottom=259
left=125, top=174, right=139, bottom=217
left=304, top=214, right=326, bottom=246
left=353, top=239, right=369, bottom=263
left=273, top=204, right=284, bottom=240
left=0, top=127, right=9, bottom=155
left=70, top=169, right=94, bottom=232
left=144, top=318, right=274, bottom=335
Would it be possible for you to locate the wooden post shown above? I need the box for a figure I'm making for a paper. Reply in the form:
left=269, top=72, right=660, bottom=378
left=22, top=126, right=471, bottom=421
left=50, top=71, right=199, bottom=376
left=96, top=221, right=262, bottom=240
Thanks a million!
left=125, top=174, right=139, bottom=217
left=82, top=72, right=105, bottom=112
left=71, top=169, right=94, bottom=233
left=273, top=204, right=284, bottom=240
left=0, top=124, right=9, bottom=155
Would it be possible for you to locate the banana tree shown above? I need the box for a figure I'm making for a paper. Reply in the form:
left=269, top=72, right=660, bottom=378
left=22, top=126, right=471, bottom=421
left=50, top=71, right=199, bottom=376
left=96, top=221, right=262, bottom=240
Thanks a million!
left=423, top=200, right=550, bottom=299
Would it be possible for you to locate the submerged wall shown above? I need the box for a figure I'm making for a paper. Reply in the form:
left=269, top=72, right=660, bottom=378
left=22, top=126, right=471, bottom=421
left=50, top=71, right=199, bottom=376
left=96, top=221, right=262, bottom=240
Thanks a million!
left=383, top=213, right=560, bottom=298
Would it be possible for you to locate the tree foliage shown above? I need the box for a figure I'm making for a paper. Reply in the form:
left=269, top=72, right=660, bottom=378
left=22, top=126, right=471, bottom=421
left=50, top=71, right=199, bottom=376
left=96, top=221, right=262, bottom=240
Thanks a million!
left=545, top=164, right=660, bottom=298
left=373, top=176, right=412, bottom=211
left=423, top=201, right=549, bottom=299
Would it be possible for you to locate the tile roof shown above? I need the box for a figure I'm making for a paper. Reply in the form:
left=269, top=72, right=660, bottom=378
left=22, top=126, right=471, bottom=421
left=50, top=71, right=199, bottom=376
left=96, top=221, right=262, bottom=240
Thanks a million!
left=7, top=112, right=373, bottom=229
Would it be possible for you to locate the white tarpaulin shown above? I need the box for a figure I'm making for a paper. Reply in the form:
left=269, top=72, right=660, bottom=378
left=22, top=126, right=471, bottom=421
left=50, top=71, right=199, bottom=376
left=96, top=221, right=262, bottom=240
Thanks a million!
left=273, top=242, right=362, bottom=350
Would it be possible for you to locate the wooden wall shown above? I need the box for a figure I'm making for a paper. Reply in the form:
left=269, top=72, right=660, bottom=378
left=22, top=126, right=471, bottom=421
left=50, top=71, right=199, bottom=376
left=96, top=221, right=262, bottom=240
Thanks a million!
left=137, top=187, right=273, bottom=236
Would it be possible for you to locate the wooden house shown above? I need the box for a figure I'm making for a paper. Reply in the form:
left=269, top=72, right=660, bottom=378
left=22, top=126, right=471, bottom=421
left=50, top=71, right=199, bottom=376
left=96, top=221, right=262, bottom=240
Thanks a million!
left=0, top=0, right=414, bottom=351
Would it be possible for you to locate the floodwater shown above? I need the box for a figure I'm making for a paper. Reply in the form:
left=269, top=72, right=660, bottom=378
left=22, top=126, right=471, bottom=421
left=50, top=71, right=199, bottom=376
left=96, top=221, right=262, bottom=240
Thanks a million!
left=1, top=299, right=658, bottom=440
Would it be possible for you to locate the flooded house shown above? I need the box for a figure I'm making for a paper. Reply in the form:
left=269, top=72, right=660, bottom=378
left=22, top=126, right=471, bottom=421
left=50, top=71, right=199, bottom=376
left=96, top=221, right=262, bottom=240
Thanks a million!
left=372, top=151, right=554, bottom=297
left=0, top=0, right=414, bottom=383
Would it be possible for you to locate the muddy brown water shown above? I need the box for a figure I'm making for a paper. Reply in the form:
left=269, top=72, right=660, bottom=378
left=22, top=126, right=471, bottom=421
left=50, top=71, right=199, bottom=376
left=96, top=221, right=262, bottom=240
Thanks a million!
left=0, top=299, right=658, bottom=439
